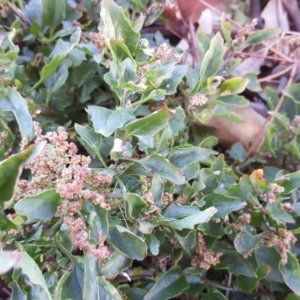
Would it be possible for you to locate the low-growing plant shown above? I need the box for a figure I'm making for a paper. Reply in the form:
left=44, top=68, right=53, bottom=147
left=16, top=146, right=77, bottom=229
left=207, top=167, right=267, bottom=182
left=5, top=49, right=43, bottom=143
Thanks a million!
left=1, top=1, right=300, bottom=299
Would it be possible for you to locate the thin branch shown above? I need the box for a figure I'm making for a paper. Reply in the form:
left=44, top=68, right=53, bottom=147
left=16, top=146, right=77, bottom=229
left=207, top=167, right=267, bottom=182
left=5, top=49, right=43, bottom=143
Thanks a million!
left=258, top=64, right=295, bottom=83
left=243, top=63, right=298, bottom=160
left=226, top=272, right=233, bottom=298
left=198, top=0, right=295, bottom=63
left=7, top=2, right=29, bottom=25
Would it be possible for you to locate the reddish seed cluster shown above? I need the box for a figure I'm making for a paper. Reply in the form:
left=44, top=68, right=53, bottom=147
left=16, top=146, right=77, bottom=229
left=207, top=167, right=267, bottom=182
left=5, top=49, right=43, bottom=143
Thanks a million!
left=16, top=122, right=113, bottom=262
left=191, top=233, right=222, bottom=270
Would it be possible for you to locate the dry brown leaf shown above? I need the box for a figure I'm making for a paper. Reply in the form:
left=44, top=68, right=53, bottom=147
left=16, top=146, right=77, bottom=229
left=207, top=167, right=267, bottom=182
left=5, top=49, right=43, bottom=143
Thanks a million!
left=207, top=106, right=266, bottom=151
left=261, top=0, right=289, bottom=31
left=175, top=0, right=230, bottom=24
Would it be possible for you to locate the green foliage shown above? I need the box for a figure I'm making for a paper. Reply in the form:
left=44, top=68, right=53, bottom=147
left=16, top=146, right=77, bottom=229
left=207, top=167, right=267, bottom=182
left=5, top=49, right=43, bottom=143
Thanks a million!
left=1, top=0, right=300, bottom=299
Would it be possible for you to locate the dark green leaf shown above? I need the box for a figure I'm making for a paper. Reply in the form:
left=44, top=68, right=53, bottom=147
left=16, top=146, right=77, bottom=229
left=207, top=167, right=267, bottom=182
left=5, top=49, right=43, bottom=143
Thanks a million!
left=275, top=170, right=300, bottom=194
left=15, top=250, right=52, bottom=300
left=0, top=212, right=17, bottom=230
left=229, top=142, right=247, bottom=162
left=266, top=202, right=295, bottom=224
left=125, top=109, right=172, bottom=147
left=237, top=264, right=270, bottom=293
left=15, top=189, right=62, bottom=221
left=55, top=260, right=84, bottom=300
left=0, top=89, right=34, bottom=139
left=217, top=95, right=248, bottom=107
left=153, top=207, right=217, bottom=230
left=0, top=142, right=46, bottom=204
left=202, top=192, right=246, bottom=218
left=144, top=266, right=189, bottom=300
left=168, top=145, right=212, bottom=169
left=279, top=252, right=300, bottom=296
left=255, top=246, right=284, bottom=282
left=125, top=193, right=148, bottom=220
left=216, top=250, right=255, bottom=277
left=102, top=251, right=132, bottom=279
left=200, top=32, right=225, bottom=82
left=234, top=226, right=261, bottom=254
left=139, top=153, right=186, bottom=185
left=247, top=28, right=281, bottom=44
left=33, top=30, right=81, bottom=89
left=101, top=0, right=140, bottom=53
left=42, top=0, right=66, bottom=29
left=108, top=225, right=147, bottom=260
left=87, top=106, right=135, bottom=137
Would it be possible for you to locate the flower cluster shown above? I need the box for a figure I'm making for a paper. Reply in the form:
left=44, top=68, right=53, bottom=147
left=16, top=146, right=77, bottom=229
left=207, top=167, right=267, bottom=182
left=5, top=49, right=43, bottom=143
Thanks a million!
left=261, top=229, right=297, bottom=265
left=191, top=233, right=222, bottom=270
left=232, top=19, right=257, bottom=46
left=90, top=27, right=107, bottom=52
left=189, top=93, right=208, bottom=110
left=16, top=122, right=113, bottom=262
left=227, top=213, right=251, bottom=232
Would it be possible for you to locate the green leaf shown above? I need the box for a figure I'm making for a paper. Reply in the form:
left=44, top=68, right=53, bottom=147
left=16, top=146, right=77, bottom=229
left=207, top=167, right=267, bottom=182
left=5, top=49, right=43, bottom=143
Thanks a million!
left=15, top=188, right=62, bottom=221
left=168, top=145, right=212, bottom=169
left=146, top=234, right=160, bottom=255
left=279, top=252, right=300, bottom=296
left=169, top=106, right=187, bottom=136
left=33, top=30, right=81, bottom=90
left=125, top=108, right=172, bottom=147
left=102, top=251, right=132, bottom=279
left=229, top=142, right=247, bottom=162
left=212, top=104, right=244, bottom=122
left=283, top=83, right=300, bottom=104
left=0, top=89, right=34, bottom=139
left=244, top=73, right=261, bottom=92
left=55, top=260, right=83, bottom=300
left=75, top=124, right=104, bottom=162
left=15, top=250, right=52, bottom=300
left=101, top=0, right=140, bottom=53
left=234, top=226, right=261, bottom=254
left=200, top=32, right=226, bottom=82
left=108, top=225, right=147, bottom=260
left=83, top=253, right=101, bottom=300
left=83, top=253, right=123, bottom=300
left=202, top=290, right=228, bottom=300
left=266, top=202, right=295, bottom=224
left=125, top=193, right=148, bottom=220
left=0, top=212, right=17, bottom=230
left=96, top=276, right=123, bottom=300
left=274, top=170, right=300, bottom=194
left=221, top=14, right=232, bottom=44
left=42, top=0, right=66, bottom=29
left=237, top=264, right=270, bottom=293
left=217, top=95, right=248, bottom=107
left=219, top=77, right=249, bottom=95
left=163, top=202, right=200, bottom=218
left=152, top=64, right=187, bottom=95
left=144, top=266, right=189, bottom=300
left=0, top=251, right=21, bottom=274
left=202, top=192, right=246, bottom=218
left=87, top=106, right=135, bottom=137
left=154, top=207, right=217, bottom=230
left=216, top=250, right=255, bottom=277
left=255, top=246, right=283, bottom=282
left=0, top=142, right=46, bottom=204
left=139, top=153, right=186, bottom=185
left=286, top=293, right=300, bottom=300
left=247, top=28, right=281, bottom=44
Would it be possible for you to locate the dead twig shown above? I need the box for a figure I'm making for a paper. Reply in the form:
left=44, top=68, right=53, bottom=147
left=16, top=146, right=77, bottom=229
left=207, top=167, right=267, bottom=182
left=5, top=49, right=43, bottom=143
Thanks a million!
left=242, top=63, right=298, bottom=161
left=258, top=64, right=295, bottom=83
left=198, top=0, right=295, bottom=64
